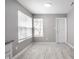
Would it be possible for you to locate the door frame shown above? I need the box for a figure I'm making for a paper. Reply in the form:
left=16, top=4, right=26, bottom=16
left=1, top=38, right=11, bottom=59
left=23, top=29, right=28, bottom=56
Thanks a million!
left=56, top=18, right=67, bottom=43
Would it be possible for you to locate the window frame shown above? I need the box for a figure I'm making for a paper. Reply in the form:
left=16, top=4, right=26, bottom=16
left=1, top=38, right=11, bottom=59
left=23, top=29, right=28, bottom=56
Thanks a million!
left=18, top=10, right=32, bottom=43
left=34, top=18, right=43, bottom=37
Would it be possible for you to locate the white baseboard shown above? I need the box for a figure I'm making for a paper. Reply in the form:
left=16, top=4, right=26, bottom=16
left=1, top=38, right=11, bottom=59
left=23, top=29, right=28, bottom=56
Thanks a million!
left=66, top=42, right=74, bottom=49
left=13, top=43, right=32, bottom=59
left=33, top=42, right=57, bottom=45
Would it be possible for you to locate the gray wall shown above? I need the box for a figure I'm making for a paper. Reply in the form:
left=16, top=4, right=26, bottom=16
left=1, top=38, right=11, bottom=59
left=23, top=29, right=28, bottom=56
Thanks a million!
left=33, top=14, right=67, bottom=42
left=5, top=0, right=33, bottom=56
left=67, top=7, right=74, bottom=47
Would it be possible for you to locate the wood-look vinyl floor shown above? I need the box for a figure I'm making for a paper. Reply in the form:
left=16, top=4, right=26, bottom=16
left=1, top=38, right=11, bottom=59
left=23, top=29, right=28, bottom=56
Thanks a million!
left=15, top=43, right=74, bottom=59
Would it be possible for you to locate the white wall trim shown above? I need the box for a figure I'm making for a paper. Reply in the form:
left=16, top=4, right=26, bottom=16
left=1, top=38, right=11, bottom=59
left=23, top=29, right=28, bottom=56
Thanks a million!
left=33, top=42, right=57, bottom=45
left=13, top=43, right=32, bottom=59
left=66, top=42, right=74, bottom=49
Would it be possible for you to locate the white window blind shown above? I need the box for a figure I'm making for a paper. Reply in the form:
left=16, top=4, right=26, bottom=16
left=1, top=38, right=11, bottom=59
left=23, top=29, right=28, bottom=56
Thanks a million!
left=18, top=10, right=32, bottom=42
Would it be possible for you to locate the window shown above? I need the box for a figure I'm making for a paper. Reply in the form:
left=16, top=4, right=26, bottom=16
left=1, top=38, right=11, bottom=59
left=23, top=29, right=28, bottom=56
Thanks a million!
left=34, top=18, right=43, bottom=37
left=18, top=10, right=32, bottom=42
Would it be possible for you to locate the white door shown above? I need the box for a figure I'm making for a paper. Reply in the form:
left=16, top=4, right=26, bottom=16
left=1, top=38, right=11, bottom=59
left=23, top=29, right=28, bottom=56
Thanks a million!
left=56, top=18, right=67, bottom=43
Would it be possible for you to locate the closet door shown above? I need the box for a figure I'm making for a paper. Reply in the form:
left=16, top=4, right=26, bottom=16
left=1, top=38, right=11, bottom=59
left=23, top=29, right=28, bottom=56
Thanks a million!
left=56, top=18, right=67, bottom=43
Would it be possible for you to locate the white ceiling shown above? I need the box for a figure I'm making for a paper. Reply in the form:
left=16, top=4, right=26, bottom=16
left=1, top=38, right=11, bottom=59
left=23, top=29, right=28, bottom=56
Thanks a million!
left=17, top=0, right=74, bottom=14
